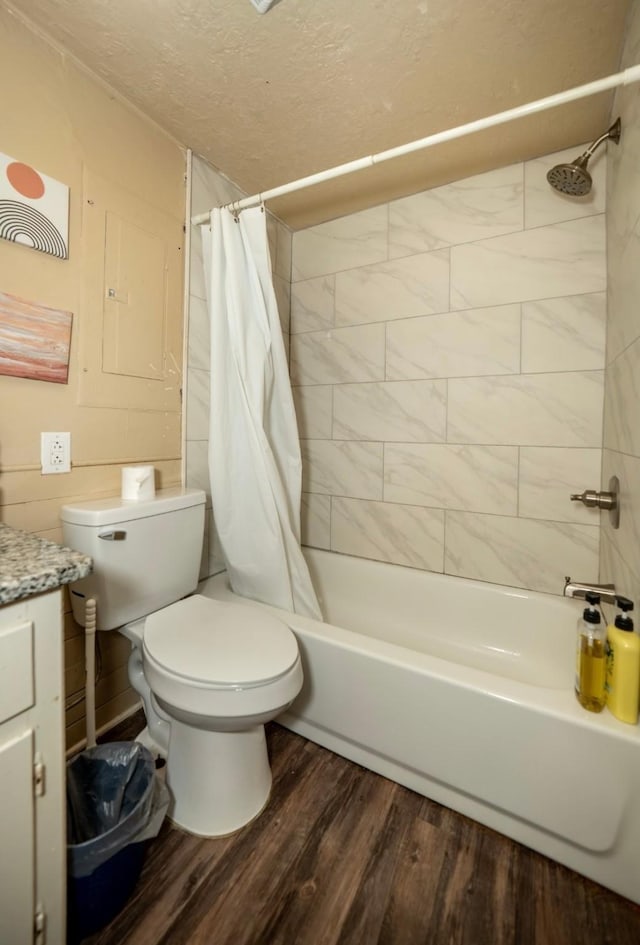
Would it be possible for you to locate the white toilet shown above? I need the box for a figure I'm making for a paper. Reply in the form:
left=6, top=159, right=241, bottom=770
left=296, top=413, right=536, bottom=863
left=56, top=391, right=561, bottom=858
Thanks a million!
left=61, top=487, right=303, bottom=837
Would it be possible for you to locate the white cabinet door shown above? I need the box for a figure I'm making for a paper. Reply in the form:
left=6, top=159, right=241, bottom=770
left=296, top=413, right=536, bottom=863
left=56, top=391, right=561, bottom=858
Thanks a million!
left=0, top=728, right=34, bottom=945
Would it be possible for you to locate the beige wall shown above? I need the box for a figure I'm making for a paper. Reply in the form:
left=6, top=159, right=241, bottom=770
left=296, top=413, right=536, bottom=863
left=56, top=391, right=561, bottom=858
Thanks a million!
left=290, top=150, right=608, bottom=596
left=0, top=5, right=186, bottom=748
left=601, top=0, right=640, bottom=610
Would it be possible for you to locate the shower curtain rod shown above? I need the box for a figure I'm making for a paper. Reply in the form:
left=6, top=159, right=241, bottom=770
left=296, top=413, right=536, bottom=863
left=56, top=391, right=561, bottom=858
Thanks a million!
left=191, top=63, right=640, bottom=225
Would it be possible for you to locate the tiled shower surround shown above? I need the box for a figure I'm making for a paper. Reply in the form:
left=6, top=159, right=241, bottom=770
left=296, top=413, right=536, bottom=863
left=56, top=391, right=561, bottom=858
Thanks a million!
left=291, top=151, right=609, bottom=595
left=601, top=1, right=640, bottom=606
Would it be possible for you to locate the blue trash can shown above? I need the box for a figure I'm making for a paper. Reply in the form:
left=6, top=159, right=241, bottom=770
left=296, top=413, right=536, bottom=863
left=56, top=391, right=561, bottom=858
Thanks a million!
left=66, top=742, right=167, bottom=944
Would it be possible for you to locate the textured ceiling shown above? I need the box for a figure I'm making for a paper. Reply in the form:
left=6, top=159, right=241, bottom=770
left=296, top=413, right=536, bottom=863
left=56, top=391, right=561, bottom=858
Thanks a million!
left=5, top=0, right=632, bottom=228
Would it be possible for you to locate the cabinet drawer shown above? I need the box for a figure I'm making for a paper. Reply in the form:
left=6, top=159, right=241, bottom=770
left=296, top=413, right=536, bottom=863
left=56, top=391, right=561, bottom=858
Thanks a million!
left=0, top=621, right=34, bottom=724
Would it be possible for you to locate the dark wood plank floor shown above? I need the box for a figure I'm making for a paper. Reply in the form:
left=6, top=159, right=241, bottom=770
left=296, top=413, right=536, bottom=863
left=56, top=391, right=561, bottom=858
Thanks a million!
left=84, top=710, right=640, bottom=945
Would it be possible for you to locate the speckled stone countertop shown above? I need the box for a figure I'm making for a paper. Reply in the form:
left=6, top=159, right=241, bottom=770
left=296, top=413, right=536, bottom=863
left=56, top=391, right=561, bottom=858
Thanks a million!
left=0, top=523, right=92, bottom=605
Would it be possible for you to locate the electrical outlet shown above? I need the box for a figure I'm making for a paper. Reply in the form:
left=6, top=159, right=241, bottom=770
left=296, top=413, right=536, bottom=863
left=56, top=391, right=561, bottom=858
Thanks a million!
left=41, top=432, right=71, bottom=475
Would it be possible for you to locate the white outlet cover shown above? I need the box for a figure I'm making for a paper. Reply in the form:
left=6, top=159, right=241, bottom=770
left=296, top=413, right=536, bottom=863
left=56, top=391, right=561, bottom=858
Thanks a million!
left=41, top=431, right=71, bottom=475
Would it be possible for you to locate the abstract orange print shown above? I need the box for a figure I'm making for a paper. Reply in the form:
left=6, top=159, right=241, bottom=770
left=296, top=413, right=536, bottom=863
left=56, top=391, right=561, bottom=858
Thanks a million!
left=0, top=291, right=72, bottom=383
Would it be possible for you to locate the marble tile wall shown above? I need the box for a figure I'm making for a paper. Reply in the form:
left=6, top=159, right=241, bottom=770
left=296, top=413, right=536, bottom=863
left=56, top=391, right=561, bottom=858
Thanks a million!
left=291, top=150, right=608, bottom=595
left=185, top=153, right=292, bottom=578
left=600, top=0, right=640, bottom=608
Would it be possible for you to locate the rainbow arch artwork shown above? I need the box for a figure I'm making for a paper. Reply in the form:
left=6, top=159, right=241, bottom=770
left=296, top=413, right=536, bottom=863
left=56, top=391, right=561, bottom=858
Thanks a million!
left=0, top=153, right=69, bottom=259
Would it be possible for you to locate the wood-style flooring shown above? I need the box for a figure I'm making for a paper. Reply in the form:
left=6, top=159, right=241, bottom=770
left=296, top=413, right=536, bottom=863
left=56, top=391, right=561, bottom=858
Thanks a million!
left=84, top=710, right=640, bottom=945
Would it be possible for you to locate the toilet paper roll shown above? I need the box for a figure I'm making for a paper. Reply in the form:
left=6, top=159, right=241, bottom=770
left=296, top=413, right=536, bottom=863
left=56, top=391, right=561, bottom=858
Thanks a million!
left=121, top=465, right=156, bottom=502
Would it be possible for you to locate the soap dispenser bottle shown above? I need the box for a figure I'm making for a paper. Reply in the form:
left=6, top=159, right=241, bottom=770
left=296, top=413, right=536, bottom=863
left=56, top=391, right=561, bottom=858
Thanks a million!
left=575, top=592, right=606, bottom=713
left=605, top=597, right=639, bottom=724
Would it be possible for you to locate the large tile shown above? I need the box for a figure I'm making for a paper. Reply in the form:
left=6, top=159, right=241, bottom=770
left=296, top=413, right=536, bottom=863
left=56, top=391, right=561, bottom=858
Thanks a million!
left=301, top=493, right=331, bottom=549
left=606, top=218, right=640, bottom=364
left=603, top=337, right=640, bottom=455
left=189, top=227, right=207, bottom=301
left=331, top=497, right=445, bottom=572
left=333, top=380, right=446, bottom=443
left=185, top=440, right=211, bottom=505
left=601, top=448, right=640, bottom=588
left=334, top=250, right=450, bottom=326
left=207, top=509, right=226, bottom=576
left=273, top=274, right=291, bottom=337
left=600, top=531, right=640, bottom=613
left=447, top=371, right=604, bottom=447
left=389, top=164, right=523, bottom=257
left=301, top=440, right=383, bottom=500
left=608, top=73, right=640, bottom=246
left=524, top=144, right=606, bottom=229
left=519, top=447, right=602, bottom=524
left=444, top=511, right=600, bottom=595
left=619, top=0, right=640, bottom=69
left=290, top=275, right=335, bottom=334
left=292, top=206, right=388, bottom=281
left=384, top=444, right=518, bottom=515
left=275, top=220, right=292, bottom=281
left=521, top=293, right=606, bottom=373
left=290, top=324, right=385, bottom=386
left=185, top=368, right=210, bottom=441
left=386, top=304, right=520, bottom=380
left=266, top=214, right=278, bottom=270
left=187, top=294, right=210, bottom=371
left=292, top=386, right=333, bottom=439
left=450, top=215, right=606, bottom=310
left=191, top=154, right=245, bottom=216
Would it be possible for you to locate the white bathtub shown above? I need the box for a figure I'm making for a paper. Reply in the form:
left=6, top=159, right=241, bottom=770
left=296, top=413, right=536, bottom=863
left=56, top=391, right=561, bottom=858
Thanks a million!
left=201, top=548, right=640, bottom=904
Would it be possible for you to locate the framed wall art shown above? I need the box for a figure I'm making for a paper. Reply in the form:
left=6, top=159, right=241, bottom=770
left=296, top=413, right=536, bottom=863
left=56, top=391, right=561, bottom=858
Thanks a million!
left=0, top=290, right=72, bottom=384
left=0, top=153, right=69, bottom=259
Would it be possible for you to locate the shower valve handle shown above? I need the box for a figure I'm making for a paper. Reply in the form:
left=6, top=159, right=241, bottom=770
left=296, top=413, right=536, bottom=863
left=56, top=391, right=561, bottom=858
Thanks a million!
left=570, top=489, right=616, bottom=510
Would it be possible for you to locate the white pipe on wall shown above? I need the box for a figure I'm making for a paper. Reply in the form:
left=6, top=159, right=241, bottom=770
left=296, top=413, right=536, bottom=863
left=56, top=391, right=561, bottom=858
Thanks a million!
left=191, top=63, right=640, bottom=224
left=84, top=597, right=97, bottom=749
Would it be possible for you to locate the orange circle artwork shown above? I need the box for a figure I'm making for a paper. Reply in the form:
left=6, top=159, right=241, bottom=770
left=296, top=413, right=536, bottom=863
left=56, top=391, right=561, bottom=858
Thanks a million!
left=6, top=162, right=46, bottom=199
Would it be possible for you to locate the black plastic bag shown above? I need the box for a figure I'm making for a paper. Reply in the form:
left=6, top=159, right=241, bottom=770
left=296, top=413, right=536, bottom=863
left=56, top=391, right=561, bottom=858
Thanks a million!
left=67, top=741, right=168, bottom=879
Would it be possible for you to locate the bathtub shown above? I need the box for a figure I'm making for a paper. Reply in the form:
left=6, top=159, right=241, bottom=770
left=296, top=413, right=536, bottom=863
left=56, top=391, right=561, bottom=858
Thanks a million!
left=200, top=548, right=640, bottom=904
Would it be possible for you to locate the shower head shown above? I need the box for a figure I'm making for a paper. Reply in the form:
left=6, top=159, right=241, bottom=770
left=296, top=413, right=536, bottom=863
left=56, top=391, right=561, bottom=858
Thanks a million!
left=546, top=117, right=621, bottom=196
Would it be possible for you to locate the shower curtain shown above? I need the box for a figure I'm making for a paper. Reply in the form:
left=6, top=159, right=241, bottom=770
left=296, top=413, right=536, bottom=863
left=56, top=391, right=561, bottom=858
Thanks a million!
left=202, top=206, right=322, bottom=619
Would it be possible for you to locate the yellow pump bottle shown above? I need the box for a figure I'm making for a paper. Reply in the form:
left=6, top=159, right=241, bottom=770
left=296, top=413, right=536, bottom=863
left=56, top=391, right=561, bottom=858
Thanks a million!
left=575, top=592, right=606, bottom=713
left=605, top=597, right=639, bottom=725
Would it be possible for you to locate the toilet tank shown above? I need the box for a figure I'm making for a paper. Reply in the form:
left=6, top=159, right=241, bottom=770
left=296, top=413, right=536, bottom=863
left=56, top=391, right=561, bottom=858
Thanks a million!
left=61, top=488, right=207, bottom=630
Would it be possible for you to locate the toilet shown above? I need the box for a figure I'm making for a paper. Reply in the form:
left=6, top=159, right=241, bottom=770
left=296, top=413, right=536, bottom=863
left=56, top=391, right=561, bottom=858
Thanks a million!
left=61, top=487, right=303, bottom=837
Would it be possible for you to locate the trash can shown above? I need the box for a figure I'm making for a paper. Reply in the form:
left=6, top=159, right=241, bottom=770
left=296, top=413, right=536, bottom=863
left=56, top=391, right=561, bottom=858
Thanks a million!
left=66, top=741, right=169, bottom=944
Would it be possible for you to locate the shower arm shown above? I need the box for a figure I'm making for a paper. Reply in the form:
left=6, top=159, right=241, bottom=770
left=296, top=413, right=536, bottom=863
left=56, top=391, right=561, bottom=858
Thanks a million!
left=580, top=119, right=622, bottom=160
left=191, top=65, right=640, bottom=224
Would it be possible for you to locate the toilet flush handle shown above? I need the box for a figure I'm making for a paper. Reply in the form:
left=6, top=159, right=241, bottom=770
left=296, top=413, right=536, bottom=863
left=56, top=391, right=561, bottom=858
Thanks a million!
left=98, top=530, right=127, bottom=541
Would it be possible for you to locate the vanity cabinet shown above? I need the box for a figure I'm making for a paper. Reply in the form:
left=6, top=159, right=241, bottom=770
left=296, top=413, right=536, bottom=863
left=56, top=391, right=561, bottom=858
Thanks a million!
left=0, top=589, right=66, bottom=945
left=0, top=522, right=91, bottom=945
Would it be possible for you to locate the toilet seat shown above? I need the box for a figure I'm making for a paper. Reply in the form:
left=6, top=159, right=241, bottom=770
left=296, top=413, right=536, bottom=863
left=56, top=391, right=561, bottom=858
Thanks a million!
left=143, top=594, right=299, bottom=688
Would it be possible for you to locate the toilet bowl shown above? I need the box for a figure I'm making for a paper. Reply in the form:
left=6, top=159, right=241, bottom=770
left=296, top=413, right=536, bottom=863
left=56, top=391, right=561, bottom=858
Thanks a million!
left=60, top=488, right=305, bottom=837
left=125, top=595, right=303, bottom=836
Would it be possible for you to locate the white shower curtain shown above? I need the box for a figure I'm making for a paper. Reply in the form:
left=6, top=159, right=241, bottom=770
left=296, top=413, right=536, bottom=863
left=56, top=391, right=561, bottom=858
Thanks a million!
left=202, top=206, right=322, bottom=619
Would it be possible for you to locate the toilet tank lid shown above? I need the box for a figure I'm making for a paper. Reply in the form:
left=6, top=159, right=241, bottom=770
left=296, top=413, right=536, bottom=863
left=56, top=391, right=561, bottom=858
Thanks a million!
left=60, top=487, right=206, bottom=527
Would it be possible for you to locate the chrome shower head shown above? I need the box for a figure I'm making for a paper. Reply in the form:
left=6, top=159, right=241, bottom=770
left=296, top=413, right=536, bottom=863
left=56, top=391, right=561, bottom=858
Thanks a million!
left=547, top=117, right=621, bottom=196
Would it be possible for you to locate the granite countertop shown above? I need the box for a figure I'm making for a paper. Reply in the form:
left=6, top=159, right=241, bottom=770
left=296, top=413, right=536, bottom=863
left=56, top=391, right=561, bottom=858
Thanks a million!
left=0, top=523, right=92, bottom=605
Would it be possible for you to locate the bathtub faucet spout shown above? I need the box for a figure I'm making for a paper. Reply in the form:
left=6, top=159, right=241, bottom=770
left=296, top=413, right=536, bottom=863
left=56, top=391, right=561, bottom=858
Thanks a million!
left=563, top=577, right=616, bottom=605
